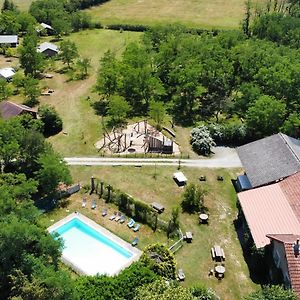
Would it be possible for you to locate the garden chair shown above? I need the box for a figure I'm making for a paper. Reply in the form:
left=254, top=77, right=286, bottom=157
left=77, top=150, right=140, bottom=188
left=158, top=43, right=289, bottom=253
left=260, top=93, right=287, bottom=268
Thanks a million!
left=81, top=198, right=87, bottom=208
left=109, top=212, right=117, bottom=221
left=102, top=208, right=108, bottom=217
left=119, top=215, right=126, bottom=224
left=127, top=218, right=135, bottom=228
left=91, top=200, right=97, bottom=209
left=131, top=237, right=139, bottom=246
left=133, top=224, right=140, bottom=232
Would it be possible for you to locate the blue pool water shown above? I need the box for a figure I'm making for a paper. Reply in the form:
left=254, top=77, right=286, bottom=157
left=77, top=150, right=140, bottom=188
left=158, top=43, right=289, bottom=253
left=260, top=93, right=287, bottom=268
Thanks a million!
left=50, top=217, right=133, bottom=275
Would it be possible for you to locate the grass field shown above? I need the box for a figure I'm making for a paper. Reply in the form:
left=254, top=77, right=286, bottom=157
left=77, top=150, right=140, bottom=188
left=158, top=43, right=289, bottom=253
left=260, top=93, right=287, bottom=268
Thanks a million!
left=0, top=0, right=32, bottom=10
left=86, top=0, right=253, bottom=29
left=37, top=29, right=141, bottom=156
left=40, top=165, right=258, bottom=299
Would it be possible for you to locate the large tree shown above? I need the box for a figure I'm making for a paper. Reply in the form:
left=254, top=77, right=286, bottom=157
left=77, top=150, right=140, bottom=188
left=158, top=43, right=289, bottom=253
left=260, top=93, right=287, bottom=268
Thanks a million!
left=19, top=30, right=44, bottom=77
left=246, top=95, right=286, bottom=138
left=59, top=40, right=78, bottom=68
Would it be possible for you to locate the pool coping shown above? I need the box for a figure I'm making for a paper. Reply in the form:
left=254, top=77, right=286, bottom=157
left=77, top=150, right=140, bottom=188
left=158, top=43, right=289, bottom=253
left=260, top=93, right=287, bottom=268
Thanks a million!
left=47, top=212, right=142, bottom=276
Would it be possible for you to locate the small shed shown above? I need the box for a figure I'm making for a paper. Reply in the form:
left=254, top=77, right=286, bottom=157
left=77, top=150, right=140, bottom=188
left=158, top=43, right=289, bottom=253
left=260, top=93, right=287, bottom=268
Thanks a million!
left=38, top=23, right=54, bottom=35
left=0, top=35, right=18, bottom=47
left=173, top=172, right=187, bottom=186
left=237, top=175, right=252, bottom=192
left=37, top=42, right=59, bottom=57
left=0, top=67, right=15, bottom=81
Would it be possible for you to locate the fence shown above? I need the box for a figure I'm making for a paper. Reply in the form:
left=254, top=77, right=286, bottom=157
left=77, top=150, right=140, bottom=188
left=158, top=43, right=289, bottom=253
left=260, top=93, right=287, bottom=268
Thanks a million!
left=169, top=229, right=184, bottom=253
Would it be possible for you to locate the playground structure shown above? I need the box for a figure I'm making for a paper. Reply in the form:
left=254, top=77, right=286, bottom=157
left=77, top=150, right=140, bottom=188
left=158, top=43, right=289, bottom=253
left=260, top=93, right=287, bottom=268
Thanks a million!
left=95, top=120, right=180, bottom=155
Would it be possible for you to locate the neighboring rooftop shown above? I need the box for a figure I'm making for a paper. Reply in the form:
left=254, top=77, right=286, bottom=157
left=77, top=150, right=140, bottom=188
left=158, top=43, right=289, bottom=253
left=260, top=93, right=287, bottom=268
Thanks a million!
left=0, top=35, right=18, bottom=44
left=0, top=67, right=15, bottom=79
left=37, top=42, right=58, bottom=53
left=267, top=234, right=300, bottom=299
left=237, top=133, right=300, bottom=188
left=0, top=101, right=37, bottom=119
left=40, top=22, right=53, bottom=30
left=238, top=182, right=300, bottom=248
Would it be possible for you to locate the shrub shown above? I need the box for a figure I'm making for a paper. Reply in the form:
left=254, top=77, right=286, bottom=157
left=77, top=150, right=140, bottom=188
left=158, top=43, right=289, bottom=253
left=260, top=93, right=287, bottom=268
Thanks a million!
left=181, top=183, right=206, bottom=213
left=140, top=244, right=177, bottom=279
left=38, top=105, right=63, bottom=136
left=190, top=125, right=215, bottom=156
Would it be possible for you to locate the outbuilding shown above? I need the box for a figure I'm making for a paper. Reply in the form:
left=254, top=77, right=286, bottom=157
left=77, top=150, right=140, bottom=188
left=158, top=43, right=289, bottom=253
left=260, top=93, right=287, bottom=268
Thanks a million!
left=0, top=35, right=18, bottom=47
left=0, top=67, right=15, bottom=81
left=37, top=42, right=59, bottom=57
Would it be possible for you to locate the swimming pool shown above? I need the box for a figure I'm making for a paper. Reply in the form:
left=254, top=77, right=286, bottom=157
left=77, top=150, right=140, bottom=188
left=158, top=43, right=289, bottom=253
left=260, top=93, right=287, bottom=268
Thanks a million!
left=48, top=213, right=141, bottom=276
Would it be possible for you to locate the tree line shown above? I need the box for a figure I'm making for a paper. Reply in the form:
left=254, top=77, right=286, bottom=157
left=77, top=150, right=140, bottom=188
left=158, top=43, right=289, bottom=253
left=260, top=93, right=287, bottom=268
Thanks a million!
left=96, top=19, right=300, bottom=142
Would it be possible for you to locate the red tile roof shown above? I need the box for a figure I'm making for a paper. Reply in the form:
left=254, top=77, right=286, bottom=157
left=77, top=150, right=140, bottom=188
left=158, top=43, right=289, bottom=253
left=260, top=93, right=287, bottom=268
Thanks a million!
left=280, top=172, right=300, bottom=221
left=238, top=183, right=300, bottom=248
left=267, top=234, right=300, bottom=299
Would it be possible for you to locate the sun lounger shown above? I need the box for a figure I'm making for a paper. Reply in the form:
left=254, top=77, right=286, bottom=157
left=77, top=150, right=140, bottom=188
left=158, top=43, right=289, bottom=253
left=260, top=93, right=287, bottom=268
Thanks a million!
left=133, top=224, right=140, bottom=232
left=115, top=212, right=122, bottom=222
left=119, top=215, right=126, bottom=224
left=102, top=208, right=107, bottom=217
left=178, top=268, right=185, bottom=281
left=82, top=198, right=87, bottom=208
left=109, top=212, right=117, bottom=221
left=127, top=218, right=135, bottom=228
left=91, top=200, right=97, bottom=209
left=131, top=237, right=139, bottom=246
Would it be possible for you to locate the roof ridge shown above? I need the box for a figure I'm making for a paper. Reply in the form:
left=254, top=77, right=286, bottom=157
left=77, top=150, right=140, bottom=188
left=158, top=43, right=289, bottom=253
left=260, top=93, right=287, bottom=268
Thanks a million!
left=279, top=133, right=300, bottom=164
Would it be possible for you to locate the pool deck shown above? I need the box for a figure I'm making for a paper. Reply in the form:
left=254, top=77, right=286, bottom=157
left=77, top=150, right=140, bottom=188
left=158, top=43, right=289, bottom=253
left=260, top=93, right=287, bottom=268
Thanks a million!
left=48, top=212, right=142, bottom=276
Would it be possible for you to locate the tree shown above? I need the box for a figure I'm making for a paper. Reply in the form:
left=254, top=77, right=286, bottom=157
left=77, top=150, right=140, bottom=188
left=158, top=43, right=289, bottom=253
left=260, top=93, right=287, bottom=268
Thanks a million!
left=140, top=244, right=177, bottom=279
left=181, top=183, right=206, bottom=213
left=246, top=95, right=286, bottom=138
left=134, top=279, right=195, bottom=300
left=23, top=76, right=41, bottom=107
left=38, top=105, right=63, bottom=136
left=107, top=95, right=131, bottom=126
left=167, top=206, right=180, bottom=238
left=76, top=57, right=91, bottom=79
left=35, top=148, right=71, bottom=195
left=244, top=285, right=296, bottom=300
left=0, top=78, right=12, bottom=100
left=242, top=0, right=252, bottom=37
left=19, top=30, right=44, bottom=77
left=149, top=101, right=166, bottom=130
left=1, top=0, right=17, bottom=12
left=59, top=40, right=78, bottom=68
left=52, top=15, right=72, bottom=36
left=190, top=126, right=216, bottom=156
left=96, top=50, right=119, bottom=97
left=281, top=112, right=300, bottom=138
left=190, top=285, right=219, bottom=300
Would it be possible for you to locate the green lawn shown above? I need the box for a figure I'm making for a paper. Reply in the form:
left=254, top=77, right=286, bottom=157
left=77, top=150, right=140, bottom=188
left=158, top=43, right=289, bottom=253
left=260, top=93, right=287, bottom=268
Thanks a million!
left=86, top=0, right=262, bottom=29
left=37, top=29, right=141, bottom=156
left=40, top=165, right=257, bottom=299
left=0, top=0, right=32, bottom=10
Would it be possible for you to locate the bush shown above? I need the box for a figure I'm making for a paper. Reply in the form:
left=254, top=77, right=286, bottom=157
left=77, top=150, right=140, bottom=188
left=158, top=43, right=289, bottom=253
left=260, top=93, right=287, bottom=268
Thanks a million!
left=140, top=244, right=177, bottom=279
left=38, top=105, right=63, bottom=136
left=190, top=125, right=215, bottom=156
left=207, top=122, right=248, bottom=146
left=181, top=183, right=206, bottom=213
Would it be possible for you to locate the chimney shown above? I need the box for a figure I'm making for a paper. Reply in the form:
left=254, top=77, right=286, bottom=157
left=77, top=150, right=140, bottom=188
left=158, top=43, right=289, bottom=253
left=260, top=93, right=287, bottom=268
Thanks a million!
left=294, top=239, right=300, bottom=257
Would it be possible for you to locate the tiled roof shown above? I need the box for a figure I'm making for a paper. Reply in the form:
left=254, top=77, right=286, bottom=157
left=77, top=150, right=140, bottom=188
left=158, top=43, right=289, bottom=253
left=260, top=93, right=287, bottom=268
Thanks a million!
left=0, top=101, right=37, bottom=119
left=237, top=133, right=300, bottom=187
left=267, top=234, right=300, bottom=299
left=238, top=183, right=300, bottom=248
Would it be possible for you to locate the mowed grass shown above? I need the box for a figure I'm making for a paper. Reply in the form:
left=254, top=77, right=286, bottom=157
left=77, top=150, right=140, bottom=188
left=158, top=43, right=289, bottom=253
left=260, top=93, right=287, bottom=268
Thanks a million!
left=37, top=29, right=141, bottom=156
left=46, top=165, right=257, bottom=299
left=86, top=0, right=255, bottom=29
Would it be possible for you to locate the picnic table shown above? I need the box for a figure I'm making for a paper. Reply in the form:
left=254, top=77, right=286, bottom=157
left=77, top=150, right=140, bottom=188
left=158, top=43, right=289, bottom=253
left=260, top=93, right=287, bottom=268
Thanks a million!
left=151, top=202, right=165, bottom=213
left=215, top=265, right=225, bottom=275
left=211, top=245, right=225, bottom=261
left=185, top=231, right=193, bottom=243
left=199, top=213, right=209, bottom=223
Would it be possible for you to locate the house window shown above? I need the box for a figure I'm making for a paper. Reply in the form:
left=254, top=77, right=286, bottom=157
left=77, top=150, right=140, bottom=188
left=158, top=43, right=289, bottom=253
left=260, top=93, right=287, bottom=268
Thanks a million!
left=273, top=249, right=281, bottom=268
